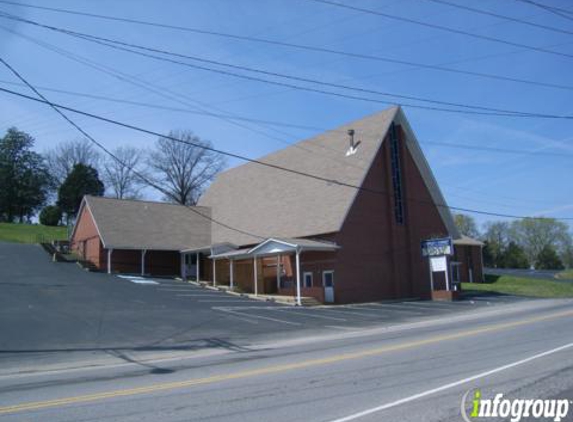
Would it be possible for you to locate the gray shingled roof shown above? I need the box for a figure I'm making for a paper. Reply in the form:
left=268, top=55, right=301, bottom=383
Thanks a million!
left=199, top=108, right=399, bottom=246
left=81, top=196, right=211, bottom=251
left=454, top=235, right=484, bottom=246
left=199, top=106, right=457, bottom=247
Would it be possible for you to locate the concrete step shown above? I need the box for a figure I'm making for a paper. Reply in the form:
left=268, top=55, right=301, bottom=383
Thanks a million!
left=300, top=297, right=322, bottom=307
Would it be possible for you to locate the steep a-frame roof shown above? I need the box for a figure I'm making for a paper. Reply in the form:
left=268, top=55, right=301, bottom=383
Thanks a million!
left=198, top=106, right=459, bottom=246
left=73, top=196, right=211, bottom=251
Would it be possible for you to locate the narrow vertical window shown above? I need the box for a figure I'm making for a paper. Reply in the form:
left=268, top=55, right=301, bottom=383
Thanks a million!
left=389, top=122, right=405, bottom=225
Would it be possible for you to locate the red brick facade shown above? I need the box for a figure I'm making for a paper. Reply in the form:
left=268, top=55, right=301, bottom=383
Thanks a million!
left=71, top=204, right=181, bottom=276
left=453, top=244, right=484, bottom=284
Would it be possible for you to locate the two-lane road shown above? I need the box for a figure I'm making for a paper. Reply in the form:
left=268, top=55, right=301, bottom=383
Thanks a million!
left=1, top=299, right=572, bottom=421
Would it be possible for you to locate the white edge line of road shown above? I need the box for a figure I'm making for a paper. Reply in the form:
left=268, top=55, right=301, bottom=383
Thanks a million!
left=325, top=342, right=573, bottom=422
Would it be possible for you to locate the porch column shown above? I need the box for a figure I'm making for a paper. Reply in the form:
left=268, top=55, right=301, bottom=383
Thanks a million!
left=276, top=254, right=281, bottom=290
left=107, top=249, right=113, bottom=274
left=141, top=250, right=147, bottom=276
left=212, top=259, right=217, bottom=286
left=230, top=259, right=234, bottom=289
left=253, top=255, right=258, bottom=296
left=181, top=253, right=186, bottom=280
left=196, top=252, right=200, bottom=281
left=295, top=249, right=301, bottom=306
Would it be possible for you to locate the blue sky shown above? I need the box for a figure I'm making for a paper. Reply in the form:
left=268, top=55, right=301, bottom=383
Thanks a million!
left=0, top=0, right=571, bottom=230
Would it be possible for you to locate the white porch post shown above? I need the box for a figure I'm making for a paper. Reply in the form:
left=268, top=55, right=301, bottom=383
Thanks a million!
left=276, top=254, right=281, bottom=291
left=196, top=252, right=200, bottom=281
left=230, top=259, right=234, bottom=289
left=444, top=257, right=450, bottom=291
left=212, top=259, right=217, bottom=286
left=141, top=250, right=147, bottom=276
left=253, top=255, right=258, bottom=296
left=295, top=249, right=301, bottom=306
left=107, top=249, right=113, bottom=274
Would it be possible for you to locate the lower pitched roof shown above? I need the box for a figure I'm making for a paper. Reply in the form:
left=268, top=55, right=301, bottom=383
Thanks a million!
left=75, top=196, right=211, bottom=251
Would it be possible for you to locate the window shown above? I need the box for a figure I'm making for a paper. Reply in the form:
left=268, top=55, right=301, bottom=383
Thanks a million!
left=322, top=271, right=334, bottom=287
left=303, top=272, right=313, bottom=288
left=389, top=122, right=405, bottom=225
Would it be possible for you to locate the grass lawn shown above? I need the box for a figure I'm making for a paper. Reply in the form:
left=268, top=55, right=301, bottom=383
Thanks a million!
left=555, top=270, right=573, bottom=281
left=0, top=223, right=68, bottom=244
left=462, top=274, right=573, bottom=298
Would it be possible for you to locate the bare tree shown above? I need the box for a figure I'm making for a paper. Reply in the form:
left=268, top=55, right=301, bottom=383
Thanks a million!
left=45, top=138, right=101, bottom=184
left=147, top=130, right=226, bottom=205
left=103, top=146, right=145, bottom=199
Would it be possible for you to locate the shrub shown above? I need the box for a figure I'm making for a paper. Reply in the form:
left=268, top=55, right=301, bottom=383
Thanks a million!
left=39, top=205, right=62, bottom=226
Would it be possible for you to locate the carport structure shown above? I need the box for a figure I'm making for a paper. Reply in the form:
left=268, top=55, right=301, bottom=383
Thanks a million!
left=209, top=238, right=339, bottom=305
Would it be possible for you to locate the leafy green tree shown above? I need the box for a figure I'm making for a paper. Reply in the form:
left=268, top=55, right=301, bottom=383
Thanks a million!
left=453, top=213, right=480, bottom=239
left=535, top=245, right=564, bottom=270
left=39, top=205, right=62, bottom=226
left=510, top=218, right=570, bottom=266
left=482, top=221, right=510, bottom=268
left=501, top=241, right=529, bottom=269
left=57, top=163, right=104, bottom=219
left=0, top=128, right=53, bottom=222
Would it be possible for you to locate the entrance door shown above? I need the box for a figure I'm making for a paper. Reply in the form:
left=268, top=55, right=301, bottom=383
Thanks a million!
left=323, top=270, right=335, bottom=303
left=185, top=254, right=197, bottom=280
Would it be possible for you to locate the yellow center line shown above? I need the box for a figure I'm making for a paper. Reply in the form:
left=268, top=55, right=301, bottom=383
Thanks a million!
left=2, top=308, right=573, bottom=415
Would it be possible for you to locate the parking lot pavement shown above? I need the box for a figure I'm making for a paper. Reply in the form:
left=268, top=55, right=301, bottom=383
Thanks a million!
left=0, top=241, right=539, bottom=373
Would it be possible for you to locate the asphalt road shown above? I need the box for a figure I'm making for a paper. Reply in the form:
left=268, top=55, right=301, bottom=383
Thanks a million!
left=2, top=242, right=573, bottom=421
left=486, top=267, right=571, bottom=281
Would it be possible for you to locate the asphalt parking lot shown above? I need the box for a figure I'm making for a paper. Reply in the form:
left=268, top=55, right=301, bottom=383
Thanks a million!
left=0, top=242, right=532, bottom=357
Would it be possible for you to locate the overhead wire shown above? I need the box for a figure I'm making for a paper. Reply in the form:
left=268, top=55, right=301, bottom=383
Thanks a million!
left=0, top=57, right=268, bottom=240
left=308, top=0, right=573, bottom=59
left=2, top=84, right=573, bottom=222
left=0, top=0, right=570, bottom=92
left=1, top=12, right=571, bottom=119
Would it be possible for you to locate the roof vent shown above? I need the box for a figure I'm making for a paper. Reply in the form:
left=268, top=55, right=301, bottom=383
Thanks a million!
left=345, top=128, right=361, bottom=156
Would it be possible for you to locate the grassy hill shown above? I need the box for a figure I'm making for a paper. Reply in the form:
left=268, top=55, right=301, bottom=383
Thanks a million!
left=462, top=274, right=573, bottom=298
left=0, top=223, right=68, bottom=244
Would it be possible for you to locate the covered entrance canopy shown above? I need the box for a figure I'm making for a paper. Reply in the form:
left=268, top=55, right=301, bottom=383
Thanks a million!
left=209, top=238, right=339, bottom=305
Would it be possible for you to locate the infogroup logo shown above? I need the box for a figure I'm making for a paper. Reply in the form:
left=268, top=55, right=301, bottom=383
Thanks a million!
left=461, top=389, right=571, bottom=422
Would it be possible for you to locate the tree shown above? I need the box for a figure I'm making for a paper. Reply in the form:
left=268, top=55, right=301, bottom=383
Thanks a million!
left=39, top=205, right=62, bottom=226
left=102, top=146, right=145, bottom=199
left=0, top=128, right=52, bottom=222
left=535, top=245, right=565, bottom=270
left=510, top=218, right=570, bottom=268
left=501, top=241, right=529, bottom=269
left=57, top=163, right=104, bottom=219
left=560, top=234, right=573, bottom=269
left=482, top=221, right=510, bottom=268
left=453, top=214, right=480, bottom=239
left=45, top=138, right=101, bottom=184
left=147, top=130, right=226, bottom=205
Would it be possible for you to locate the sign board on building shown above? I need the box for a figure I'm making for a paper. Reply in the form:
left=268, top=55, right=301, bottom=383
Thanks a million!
left=429, top=256, right=447, bottom=272
left=421, top=237, right=453, bottom=257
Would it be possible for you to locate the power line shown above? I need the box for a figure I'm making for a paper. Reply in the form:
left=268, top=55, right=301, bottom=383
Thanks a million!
left=0, top=25, right=376, bottom=172
left=0, top=57, right=268, bottom=240
left=420, top=140, right=573, bottom=159
left=308, top=0, right=573, bottom=59
left=0, top=78, right=327, bottom=133
left=2, top=84, right=572, bottom=222
left=2, top=77, right=571, bottom=160
left=514, top=0, right=573, bottom=21
left=1, top=12, right=570, bottom=120
left=424, top=0, right=573, bottom=36
left=0, top=0, right=570, bottom=92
